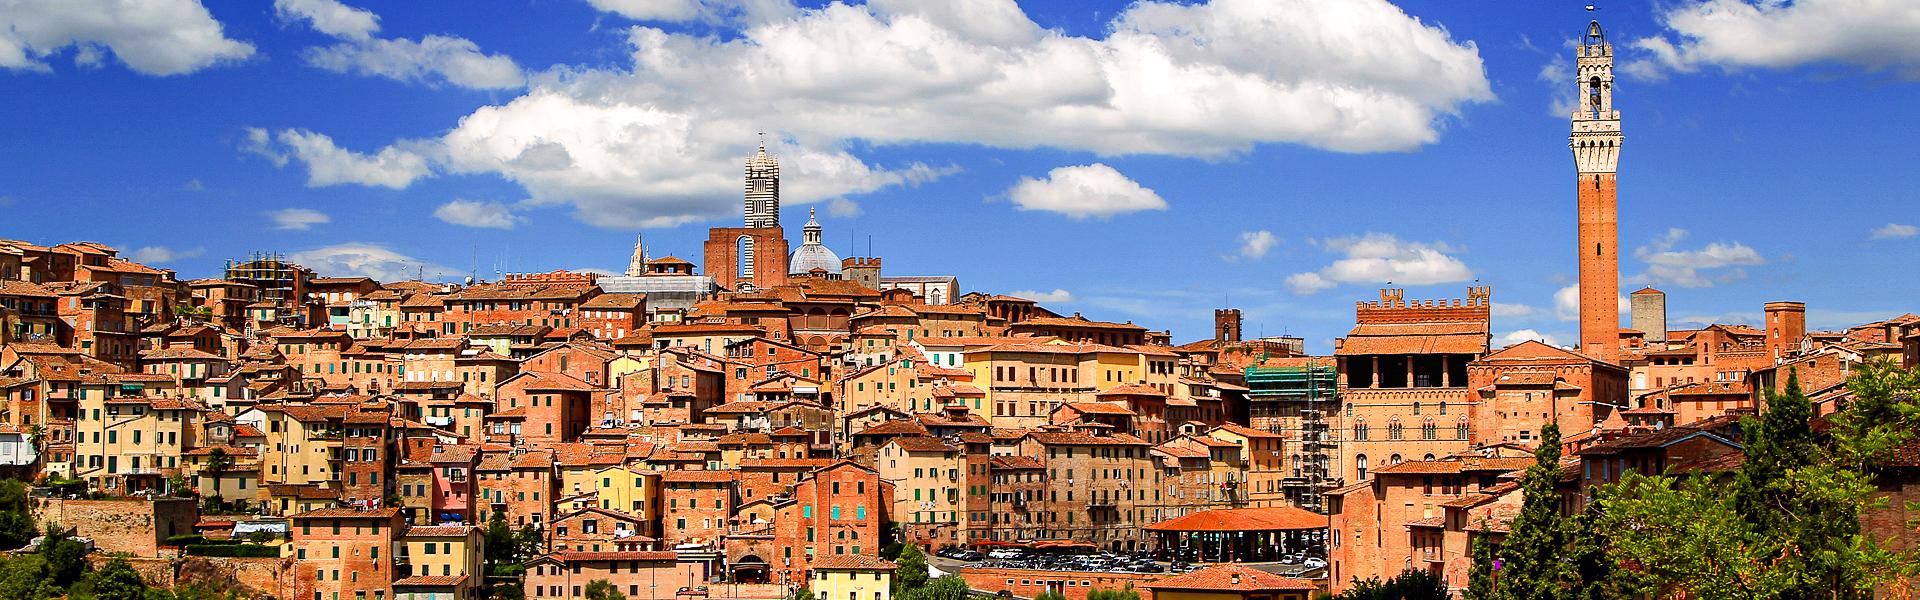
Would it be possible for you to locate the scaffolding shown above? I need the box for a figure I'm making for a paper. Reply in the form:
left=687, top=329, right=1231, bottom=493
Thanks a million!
left=224, top=252, right=311, bottom=329
left=1245, top=359, right=1339, bottom=513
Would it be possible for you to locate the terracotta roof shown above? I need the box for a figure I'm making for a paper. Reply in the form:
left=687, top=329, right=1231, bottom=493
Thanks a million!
left=990, top=456, right=1044, bottom=470
left=1210, top=423, right=1282, bottom=439
left=1145, top=507, right=1325, bottom=532
left=809, top=555, right=898, bottom=570
left=1061, top=402, right=1137, bottom=416
left=1371, top=457, right=1535, bottom=475
left=392, top=576, right=469, bottom=587
left=291, top=508, right=401, bottom=519
left=888, top=436, right=956, bottom=452
left=661, top=470, right=734, bottom=483
left=739, top=458, right=832, bottom=470
left=546, top=551, right=679, bottom=562
left=1023, top=431, right=1149, bottom=447
left=511, top=371, right=599, bottom=391
left=1144, top=564, right=1316, bottom=592
left=405, top=525, right=473, bottom=537
left=582, top=293, right=646, bottom=309
left=0, top=280, right=58, bottom=298
left=1097, top=384, right=1165, bottom=398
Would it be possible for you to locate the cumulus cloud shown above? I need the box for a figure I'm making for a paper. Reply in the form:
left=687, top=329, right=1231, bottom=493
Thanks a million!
left=1234, top=230, right=1278, bottom=261
left=283, top=0, right=1490, bottom=228
left=1007, top=289, right=1073, bottom=304
left=1871, top=223, right=1918, bottom=239
left=1627, top=0, right=1920, bottom=80
left=0, top=0, right=254, bottom=75
left=1284, top=233, right=1473, bottom=294
left=587, top=0, right=796, bottom=24
left=250, top=128, right=432, bottom=189
left=277, top=0, right=523, bottom=89
left=1005, top=164, right=1167, bottom=220
left=826, top=198, right=862, bottom=218
left=267, top=208, right=331, bottom=230
left=128, top=246, right=203, bottom=264
left=1498, top=329, right=1566, bottom=348
left=1491, top=302, right=1537, bottom=318
left=433, top=200, right=523, bottom=229
left=288, top=242, right=462, bottom=282
left=1555, top=284, right=1631, bottom=322
left=1633, top=228, right=1765, bottom=288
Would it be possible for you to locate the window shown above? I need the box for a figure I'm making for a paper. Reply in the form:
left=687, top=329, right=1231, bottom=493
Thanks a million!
left=1356, top=455, right=1369, bottom=481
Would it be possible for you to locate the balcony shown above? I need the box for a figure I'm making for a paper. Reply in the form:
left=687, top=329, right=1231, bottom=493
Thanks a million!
left=1086, top=499, right=1116, bottom=510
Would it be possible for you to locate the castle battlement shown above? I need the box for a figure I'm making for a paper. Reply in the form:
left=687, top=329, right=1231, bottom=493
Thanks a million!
left=1355, top=287, right=1491, bottom=324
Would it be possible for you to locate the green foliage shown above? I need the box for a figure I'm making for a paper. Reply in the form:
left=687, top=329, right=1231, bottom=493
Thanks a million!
left=788, top=586, right=811, bottom=600
left=892, top=544, right=928, bottom=593
left=1464, top=532, right=1496, bottom=600
left=896, top=576, right=969, bottom=600
left=880, top=542, right=904, bottom=561
left=1596, top=364, right=1920, bottom=598
left=584, top=580, right=625, bottom=600
left=1335, top=569, right=1448, bottom=600
left=0, top=553, right=57, bottom=600
left=0, top=481, right=36, bottom=550
left=1084, top=588, right=1142, bottom=600
left=1033, top=591, right=1067, bottom=600
left=183, top=544, right=278, bottom=558
left=87, top=558, right=146, bottom=600
left=39, top=523, right=87, bottom=588
left=146, top=583, right=242, bottom=600
left=1475, top=422, right=1576, bottom=599
left=163, top=534, right=206, bottom=546
left=515, top=523, right=545, bottom=559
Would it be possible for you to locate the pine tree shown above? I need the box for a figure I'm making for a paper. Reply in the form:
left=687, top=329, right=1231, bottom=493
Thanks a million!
left=1465, top=530, right=1499, bottom=600
left=893, top=544, right=928, bottom=593
left=1487, top=421, right=1572, bottom=598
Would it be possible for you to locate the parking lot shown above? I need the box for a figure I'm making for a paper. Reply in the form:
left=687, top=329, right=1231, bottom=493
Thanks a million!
left=935, top=546, right=1186, bottom=574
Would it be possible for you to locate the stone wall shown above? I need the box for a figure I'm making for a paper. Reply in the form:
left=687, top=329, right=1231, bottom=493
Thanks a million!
left=33, top=497, right=196, bottom=557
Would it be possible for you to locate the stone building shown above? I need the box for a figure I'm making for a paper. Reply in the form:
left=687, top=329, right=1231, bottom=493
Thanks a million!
left=1334, top=288, right=1491, bottom=483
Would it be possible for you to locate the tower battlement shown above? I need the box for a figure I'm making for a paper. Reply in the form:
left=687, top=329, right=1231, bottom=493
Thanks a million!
left=1355, top=287, right=1491, bottom=324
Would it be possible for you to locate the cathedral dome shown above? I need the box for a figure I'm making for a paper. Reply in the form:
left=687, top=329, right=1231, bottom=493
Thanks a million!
left=788, top=208, right=842, bottom=275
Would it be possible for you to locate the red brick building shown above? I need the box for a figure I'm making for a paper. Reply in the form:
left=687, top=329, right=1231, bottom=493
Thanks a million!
left=292, top=508, right=408, bottom=600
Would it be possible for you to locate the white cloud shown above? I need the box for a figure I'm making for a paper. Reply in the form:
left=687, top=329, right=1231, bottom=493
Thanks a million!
left=1491, top=302, right=1537, bottom=318
left=1284, top=233, right=1473, bottom=294
left=1007, top=289, right=1073, bottom=303
left=1538, top=50, right=1579, bottom=117
left=1628, top=0, right=1920, bottom=80
left=1871, top=223, right=1918, bottom=240
left=274, top=0, right=378, bottom=41
left=0, top=0, right=254, bottom=75
left=1498, top=329, right=1566, bottom=348
left=826, top=198, right=862, bottom=218
left=288, top=243, right=462, bottom=282
left=1005, top=163, right=1167, bottom=219
left=240, top=127, right=288, bottom=167
left=1235, top=230, right=1278, bottom=261
left=1633, top=228, right=1764, bottom=288
left=267, top=208, right=331, bottom=230
left=267, top=129, right=432, bottom=189
left=433, top=200, right=523, bottom=229
left=293, top=0, right=1489, bottom=228
left=587, top=0, right=797, bottom=25
left=278, top=0, right=523, bottom=89
left=128, top=246, right=203, bottom=264
left=305, top=35, right=524, bottom=90
left=1554, top=284, right=1631, bottom=321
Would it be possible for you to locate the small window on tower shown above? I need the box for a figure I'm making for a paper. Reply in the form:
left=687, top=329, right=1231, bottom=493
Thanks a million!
left=1597, top=243, right=1603, bottom=257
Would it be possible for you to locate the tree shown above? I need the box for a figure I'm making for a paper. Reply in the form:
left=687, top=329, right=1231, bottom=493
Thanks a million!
left=1335, top=569, right=1446, bottom=600
left=788, top=586, right=811, bottom=600
left=483, top=512, right=519, bottom=570
left=39, top=523, right=87, bottom=588
left=1033, top=592, right=1066, bottom=600
left=89, top=557, right=147, bottom=600
left=1480, top=422, right=1574, bottom=599
left=202, top=449, right=234, bottom=503
left=893, top=544, right=928, bottom=593
left=515, top=523, right=545, bottom=561
left=900, top=576, right=970, bottom=600
left=1464, top=532, right=1498, bottom=600
left=0, top=481, right=38, bottom=550
left=583, top=580, right=625, bottom=600
left=0, top=554, right=57, bottom=600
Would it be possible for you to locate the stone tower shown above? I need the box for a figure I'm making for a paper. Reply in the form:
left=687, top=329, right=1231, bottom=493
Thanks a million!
left=1214, top=309, right=1242, bottom=343
left=624, top=233, right=647, bottom=277
left=744, top=138, right=780, bottom=229
left=1630, top=287, right=1666, bottom=343
left=1764, top=301, right=1806, bottom=361
left=1571, top=20, right=1622, bottom=362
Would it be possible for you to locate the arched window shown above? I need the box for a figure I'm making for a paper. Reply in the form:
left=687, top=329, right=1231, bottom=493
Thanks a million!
left=1388, top=418, right=1404, bottom=441
left=1456, top=417, right=1470, bottom=440
left=737, top=235, right=756, bottom=279
left=1390, top=454, right=1403, bottom=465
left=1356, top=455, right=1369, bottom=481
left=1422, top=419, right=1437, bottom=441
left=1412, top=402, right=1421, bottom=415
left=1352, top=420, right=1368, bottom=441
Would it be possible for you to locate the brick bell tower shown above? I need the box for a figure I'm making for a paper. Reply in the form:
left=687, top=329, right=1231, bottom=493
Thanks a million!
left=1571, top=19, right=1622, bottom=362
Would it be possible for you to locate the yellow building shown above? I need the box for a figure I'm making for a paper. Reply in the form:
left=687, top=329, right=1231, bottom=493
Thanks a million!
left=1205, top=425, right=1287, bottom=508
left=70, top=376, right=199, bottom=494
left=809, top=554, right=896, bottom=600
left=397, top=524, right=487, bottom=600
left=876, top=436, right=963, bottom=549
left=236, top=404, right=345, bottom=511
left=591, top=465, right=659, bottom=520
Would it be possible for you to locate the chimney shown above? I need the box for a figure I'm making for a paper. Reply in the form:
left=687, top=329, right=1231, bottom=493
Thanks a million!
left=1230, top=572, right=1241, bottom=586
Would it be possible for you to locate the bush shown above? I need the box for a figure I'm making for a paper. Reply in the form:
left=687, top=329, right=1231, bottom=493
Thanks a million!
left=164, top=534, right=207, bottom=546
left=184, top=544, right=279, bottom=558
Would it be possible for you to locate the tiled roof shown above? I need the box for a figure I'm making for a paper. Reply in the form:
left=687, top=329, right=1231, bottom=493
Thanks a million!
left=547, top=551, right=678, bottom=562
left=291, top=508, right=401, bottom=519
left=1144, top=507, right=1325, bottom=532
left=809, top=555, right=898, bottom=570
left=1144, top=564, right=1316, bottom=592
left=1210, top=423, right=1282, bottom=439
left=854, top=420, right=930, bottom=437
left=1062, top=402, right=1136, bottom=416
left=888, top=436, right=956, bottom=452
left=1371, top=457, right=1535, bottom=475
left=990, top=456, right=1044, bottom=470
left=405, top=525, right=473, bottom=537
left=1096, top=384, right=1165, bottom=398
left=582, top=293, right=646, bottom=309
left=661, top=470, right=734, bottom=483
left=0, top=280, right=57, bottom=297
left=392, top=576, right=469, bottom=587
left=1023, top=431, right=1149, bottom=447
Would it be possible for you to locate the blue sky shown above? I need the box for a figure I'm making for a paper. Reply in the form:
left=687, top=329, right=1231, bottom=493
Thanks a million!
left=2, top=0, right=1915, bottom=352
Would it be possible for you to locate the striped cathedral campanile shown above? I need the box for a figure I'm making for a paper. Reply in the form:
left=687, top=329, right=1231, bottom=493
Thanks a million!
left=1571, top=19, right=1622, bottom=362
